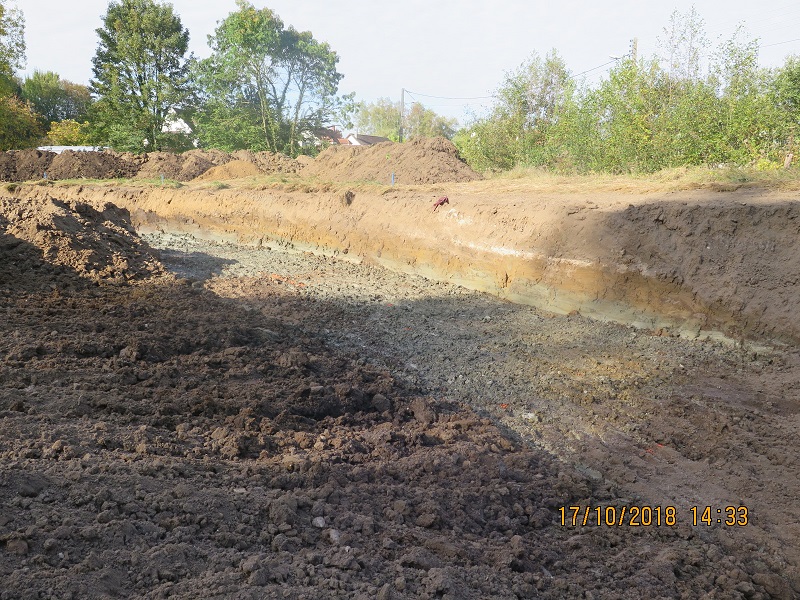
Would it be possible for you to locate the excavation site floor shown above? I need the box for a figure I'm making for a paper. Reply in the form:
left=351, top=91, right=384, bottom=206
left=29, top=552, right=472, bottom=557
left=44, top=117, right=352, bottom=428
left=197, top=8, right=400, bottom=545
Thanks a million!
left=1, top=179, right=799, bottom=599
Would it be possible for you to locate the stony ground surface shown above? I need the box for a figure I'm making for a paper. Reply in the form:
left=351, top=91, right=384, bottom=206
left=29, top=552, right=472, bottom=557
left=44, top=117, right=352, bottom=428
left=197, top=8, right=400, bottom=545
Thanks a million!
left=1, top=209, right=798, bottom=599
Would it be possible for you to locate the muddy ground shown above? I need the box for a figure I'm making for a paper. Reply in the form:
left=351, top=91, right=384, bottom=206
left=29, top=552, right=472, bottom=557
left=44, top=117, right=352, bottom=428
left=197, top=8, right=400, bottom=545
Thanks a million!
left=0, top=186, right=797, bottom=599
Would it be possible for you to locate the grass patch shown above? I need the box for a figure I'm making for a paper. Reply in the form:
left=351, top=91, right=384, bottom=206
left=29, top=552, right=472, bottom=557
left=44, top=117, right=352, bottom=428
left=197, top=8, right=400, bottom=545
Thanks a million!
left=471, top=165, right=800, bottom=195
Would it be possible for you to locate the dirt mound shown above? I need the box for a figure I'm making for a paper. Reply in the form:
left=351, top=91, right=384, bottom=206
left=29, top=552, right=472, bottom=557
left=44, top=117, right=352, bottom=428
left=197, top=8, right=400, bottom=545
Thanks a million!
left=135, top=151, right=187, bottom=181
left=302, top=137, right=481, bottom=184
left=178, top=153, right=216, bottom=180
left=184, top=148, right=232, bottom=167
left=46, top=150, right=139, bottom=180
left=0, top=193, right=164, bottom=284
left=232, top=149, right=301, bottom=174
left=0, top=149, right=55, bottom=181
left=195, top=159, right=263, bottom=181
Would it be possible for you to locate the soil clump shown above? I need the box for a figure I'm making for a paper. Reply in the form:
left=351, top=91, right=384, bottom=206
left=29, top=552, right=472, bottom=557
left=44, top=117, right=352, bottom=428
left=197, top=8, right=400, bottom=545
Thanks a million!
left=47, top=150, right=139, bottom=180
left=0, top=149, right=55, bottom=182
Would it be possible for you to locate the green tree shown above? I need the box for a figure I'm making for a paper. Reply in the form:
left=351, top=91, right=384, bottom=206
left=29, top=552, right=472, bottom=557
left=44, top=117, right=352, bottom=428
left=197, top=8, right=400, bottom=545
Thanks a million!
left=0, top=0, right=23, bottom=98
left=354, top=98, right=458, bottom=142
left=21, top=70, right=91, bottom=125
left=354, top=98, right=401, bottom=141
left=405, top=103, right=458, bottom=140
left=45, top=119, right=92, bottom=146
left=0, top=94, right=43, bottom=150
left=90, top=0, right=192, bottom=152
left=195, top=1, right=347, bottom=154
left=0, top=0, right=24, bottom=75
left=455, top=49, right=572, bottom=170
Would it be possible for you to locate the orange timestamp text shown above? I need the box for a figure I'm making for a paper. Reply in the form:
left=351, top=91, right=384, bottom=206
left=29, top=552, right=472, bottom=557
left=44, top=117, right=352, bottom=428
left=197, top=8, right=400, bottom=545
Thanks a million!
left=559, top=505, right=750, bottom=527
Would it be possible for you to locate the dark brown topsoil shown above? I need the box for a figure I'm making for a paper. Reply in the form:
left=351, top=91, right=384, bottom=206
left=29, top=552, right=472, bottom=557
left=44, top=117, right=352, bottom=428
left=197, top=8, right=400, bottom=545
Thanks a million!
left=0, top=138, right=479, bottom=185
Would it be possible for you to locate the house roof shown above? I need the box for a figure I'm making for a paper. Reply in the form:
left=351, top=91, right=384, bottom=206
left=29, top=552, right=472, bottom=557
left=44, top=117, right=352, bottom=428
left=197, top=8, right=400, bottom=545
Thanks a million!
left=314, top=126, right=348, bottom=145
left=347, top=134, right=392, bottom=146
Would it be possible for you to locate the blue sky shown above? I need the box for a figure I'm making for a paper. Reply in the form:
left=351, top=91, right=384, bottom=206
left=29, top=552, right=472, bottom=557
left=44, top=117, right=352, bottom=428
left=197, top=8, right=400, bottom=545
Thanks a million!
left=17, top=0, right=800, bottom=125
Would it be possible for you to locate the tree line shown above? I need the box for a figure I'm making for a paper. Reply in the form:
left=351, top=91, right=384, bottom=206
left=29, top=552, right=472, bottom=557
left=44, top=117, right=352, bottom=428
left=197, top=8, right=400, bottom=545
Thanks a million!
left=454, top=8, right=800, bottom=173
left=0, top=0, right=458, bottom=154
left=3, top=2, right=800, bottom=173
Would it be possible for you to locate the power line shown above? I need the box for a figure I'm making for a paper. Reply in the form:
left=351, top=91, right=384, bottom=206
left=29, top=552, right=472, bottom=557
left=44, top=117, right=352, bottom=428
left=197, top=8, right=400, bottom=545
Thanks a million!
left=400, top=33, right=800, bottom=116
left=403, top=89, right=495, bottom=100
left=761, top=37, right=800, bottom=48
left=573, top=59, right=620, bottom=78
left=404, top=91, right=490, bottom=106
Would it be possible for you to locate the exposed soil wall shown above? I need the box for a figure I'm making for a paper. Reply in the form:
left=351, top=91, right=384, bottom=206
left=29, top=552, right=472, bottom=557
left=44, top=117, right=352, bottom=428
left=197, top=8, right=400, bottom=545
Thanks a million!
left=9, top=183, right=800, bottom=345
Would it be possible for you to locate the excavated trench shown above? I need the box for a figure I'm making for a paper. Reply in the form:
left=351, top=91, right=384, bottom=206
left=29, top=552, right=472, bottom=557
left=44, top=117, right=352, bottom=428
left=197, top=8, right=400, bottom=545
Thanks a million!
left=4, top=182, right=800, bottom=597
left=11, top=183, right=800, bottom=346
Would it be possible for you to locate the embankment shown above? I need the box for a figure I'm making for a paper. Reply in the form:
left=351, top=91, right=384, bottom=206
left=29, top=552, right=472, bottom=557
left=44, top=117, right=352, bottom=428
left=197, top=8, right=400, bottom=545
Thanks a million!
left=9, top=183, right=800, bottom=345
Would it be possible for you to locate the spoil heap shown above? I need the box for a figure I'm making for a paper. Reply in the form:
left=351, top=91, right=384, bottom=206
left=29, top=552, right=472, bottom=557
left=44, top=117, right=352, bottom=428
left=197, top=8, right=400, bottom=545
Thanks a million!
left=301, top=137, right=482, bottom=184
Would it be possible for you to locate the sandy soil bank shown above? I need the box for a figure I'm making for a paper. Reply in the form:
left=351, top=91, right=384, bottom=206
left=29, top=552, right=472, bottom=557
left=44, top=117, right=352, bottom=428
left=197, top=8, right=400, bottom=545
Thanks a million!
left=11, top=182, right=800, bottom=346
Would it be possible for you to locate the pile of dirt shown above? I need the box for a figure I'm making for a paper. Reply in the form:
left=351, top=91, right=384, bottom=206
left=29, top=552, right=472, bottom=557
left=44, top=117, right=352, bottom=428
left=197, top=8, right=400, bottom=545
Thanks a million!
left=302, top=137, right=482, bottom=184
left=47, top=150, right=139, bottom=180
left=184, top=148, right=233, bottom=167
left=0, top=193, right=164, bottom=285
left=232, top=150, right=302, bottom=174
left=195, top=159, right=263, bottom=181
left=0, top=149, right=300, bottom=183
left=134, top=151, right=189, bottom=181
left=0, top=149, right=55, bottom=181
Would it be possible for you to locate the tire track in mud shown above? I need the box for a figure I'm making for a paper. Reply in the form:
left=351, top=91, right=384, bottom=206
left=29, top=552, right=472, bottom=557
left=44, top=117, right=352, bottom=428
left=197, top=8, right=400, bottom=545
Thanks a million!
left=145, top=230, right=800, bottom=595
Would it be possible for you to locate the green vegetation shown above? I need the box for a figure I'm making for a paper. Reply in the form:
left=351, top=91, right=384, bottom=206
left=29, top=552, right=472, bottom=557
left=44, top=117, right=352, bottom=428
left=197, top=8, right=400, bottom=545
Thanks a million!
left=2, top=0, right=799, bottom=178
left=355, top=98, right=458, bottom=141
left=193, top=0, right=352, bottom=156
left=44, top=119, right=93, bottom=146
left=90, top=0, right=192, bottom=152
left=455, top=9, right=800, bottom=174
left=0, top=0, right=23, bottom=76
left=0, top=0, right=41, bottom=150
left=21, top=71, right=91, bottom=125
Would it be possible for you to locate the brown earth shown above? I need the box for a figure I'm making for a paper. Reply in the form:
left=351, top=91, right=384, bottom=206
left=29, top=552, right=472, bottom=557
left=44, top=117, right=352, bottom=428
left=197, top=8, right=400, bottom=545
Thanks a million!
left=48, top=151, right=139, bottom=181
left=300, top=138, right=481, bottom=185
left=0, top=137, right=477, bottom=185
left=0, top=149, right=56, bottom=182
left=195, top=160, right=264, bottom=181
left=1, top=176, right=799, bottom=599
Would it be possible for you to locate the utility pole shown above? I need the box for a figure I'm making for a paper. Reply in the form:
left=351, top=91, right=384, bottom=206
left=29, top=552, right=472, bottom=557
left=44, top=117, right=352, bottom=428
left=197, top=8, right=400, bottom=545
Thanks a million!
left=399, top=88, right=405, bottom=143
left=630, top=37, right=638, bottom=63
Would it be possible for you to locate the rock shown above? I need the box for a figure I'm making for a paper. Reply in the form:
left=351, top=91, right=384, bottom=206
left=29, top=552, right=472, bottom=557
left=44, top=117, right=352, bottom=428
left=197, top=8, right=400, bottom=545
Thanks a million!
left=410, top=397, right=436, bottom=425
left=6, top=539, right=29, bottom=555
left=376, top=582, right=393, bottom=600
left=312, top=516, right=326, bottom=528
left=752, top=573, right=792, bottom=600
left=240, top=555, right=264, bottom=574
left=119, top=346, right=139, bottom=361
left=415, top=513, right=438, bottom=528
left=371, top=393, right=391, bottom=412
left=326, top=529, right=341, bottom=545
left=96, top=509, right=116, bottom=524
left=248, top=568, right=270, bottom=586
left=399, top=548, right=441, bottom=570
